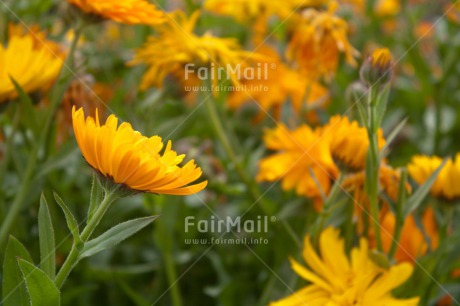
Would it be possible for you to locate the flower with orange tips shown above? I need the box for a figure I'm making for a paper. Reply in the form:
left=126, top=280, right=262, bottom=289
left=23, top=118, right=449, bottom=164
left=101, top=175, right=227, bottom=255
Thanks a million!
left=322, top=115, right=386, bottom=171
left=227, top=46, right=329, bottom=122
left=381, top=208, right=438, bottom=263
left=130, top=11, right=263, bottom=93
left=257, top=124, right=338, bottom=200
left=408, top=154, right=460, bottom=201
left=67, top=0, right=165, bottom=25
left=72, top=107, right=207, bottom=195
left=270, top=227, right=420, bottom=306
left=286, top=3, right=358, bottom=79
left=0, top=31, right=63, bottom=102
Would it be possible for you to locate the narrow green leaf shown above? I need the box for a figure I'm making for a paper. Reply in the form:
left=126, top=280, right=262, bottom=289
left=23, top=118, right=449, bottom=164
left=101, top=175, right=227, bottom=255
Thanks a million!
left=9, top=76, right=39, bottom=133
left=53, top=192, right=81, bottom=244
left=80, top=216, right=158, bottom=258
left=88, top=172, right=103, bottom=222
left=2, top=236, right=33, bottom=306
left=17, top=259, right=60, bottom=306
left=404, top=159, right=447, bottom=216
left=38, top=193, right=56, bottom=279
left=380, top=117, right=408, bottom=159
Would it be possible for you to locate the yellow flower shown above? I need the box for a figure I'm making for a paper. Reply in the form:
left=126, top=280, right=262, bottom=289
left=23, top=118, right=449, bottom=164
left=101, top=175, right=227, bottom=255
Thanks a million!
left=381, top=208, right=438, bottom=263
left=67, top=0, right=165, bottom=25
left=286, top=3, right=358, bottom=79
left=130, top=11, right=263, bottom=93
left=375, top=0, right=401, bottom=17
left=0, top=32, right=63, bottom=102
left=227, top=46, right=329, bottom=122
left=270, top=227, right=420, bottom=306
left=322, top=115, right=386, bottom=171
left=72, top=107, right=207, bottom=195
left=257, top=124, right=338, bottom=200
left=408, top=154, right=460, bottom=201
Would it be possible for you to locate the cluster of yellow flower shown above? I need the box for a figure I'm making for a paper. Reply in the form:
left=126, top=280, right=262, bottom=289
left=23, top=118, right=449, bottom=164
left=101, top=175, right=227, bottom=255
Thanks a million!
left=1, top=0, right=459, bottom=304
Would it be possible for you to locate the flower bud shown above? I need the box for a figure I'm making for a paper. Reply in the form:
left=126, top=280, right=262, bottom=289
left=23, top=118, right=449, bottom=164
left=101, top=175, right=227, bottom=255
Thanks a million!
left=360, top=48, right=393, bottom=86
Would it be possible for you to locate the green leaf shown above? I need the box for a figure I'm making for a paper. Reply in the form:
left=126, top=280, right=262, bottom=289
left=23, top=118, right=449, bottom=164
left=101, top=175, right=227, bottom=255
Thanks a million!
left=9, top=76, right=39, bottom=134
left=376, top=84, right=391, bottom=128
left=38, top=193, right=56, bottom=279
left=369, top=250, right=390, bottom=269
left=17, top=259, right=60, bottom=306
left=88, top=173, right=103, bottom=222
left=380, top=117, right=408, bottom=159
left=2, top=236, right=33, bottom=306
left=404, top=159, right=447, bottom=217
left=53, top=192, right=81, bottom=245
left=80, top=216, right=158, bottom=258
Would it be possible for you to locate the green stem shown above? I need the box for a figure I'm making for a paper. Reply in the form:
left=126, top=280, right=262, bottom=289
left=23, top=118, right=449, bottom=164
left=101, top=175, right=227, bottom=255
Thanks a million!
left=0, top=24, right=83, bottom=249
left=54, top=189, right=118, bottom=288
left=367, top=87, right=383, bottom=252
left=204, top=96, right=301, bottom=247
left=163, top=251, right=183, bottom=306
left=389, top=170, right=407, bottom=260
left=314, top=174, right=344, bottom=245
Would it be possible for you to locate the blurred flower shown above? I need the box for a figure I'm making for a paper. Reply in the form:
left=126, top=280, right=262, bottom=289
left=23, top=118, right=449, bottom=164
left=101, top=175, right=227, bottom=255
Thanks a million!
left=322, top=115, right=386, bottom=171
left=204, top=0, right=294, bottom=22
left=130, top=11, right=263, bottom=94
left=0, top=31, right=63, bottom=102
left=227, top=46, right=329, bottom=122
left=375, top=0, right=401, bottom=17
left=8, top=23, right=66, bottom=56
left=446, top=1, right=460, bottom=24
left=408, top=154, right=460, bottom=201
left=360, top=47, right=393, bottom=85
left=286, top=3, right=358, bottom=79
left=343, top=164, right=405, bottom=232
left=72, top=107, right=207, bottom=195
left=56, top=76, right=113, bottom=146
left=381, top=208, right=438, bottom=263
left=270, top=227, right=420, bottom=306
left=67, top=0, right=165, bottom=25
left=257, top=124, right=338, bottom=200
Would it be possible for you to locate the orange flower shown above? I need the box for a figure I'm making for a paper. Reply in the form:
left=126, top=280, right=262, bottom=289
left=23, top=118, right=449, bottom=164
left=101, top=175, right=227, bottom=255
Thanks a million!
left=72, top=107, right=207, bottom=195
left=286, top=3, right=358, bottom=79
left=381, top=208, right=438, bottom=263
left=257, top=124, right=338, bottom=199
left=67, top=0, right=165, bottom=25
left=227, top=46, right=329, bottom=122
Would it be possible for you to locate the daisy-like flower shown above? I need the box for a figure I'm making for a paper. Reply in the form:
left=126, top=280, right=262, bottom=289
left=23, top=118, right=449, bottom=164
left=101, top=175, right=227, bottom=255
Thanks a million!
left=72, top=107, right=207, bottom=195
left=227, top=46, right=329, bottom=122
left=67, top=0, right=165, bottom=25
left=130, top=11, right=263, bottom=93
left=322, top=115, right=386, bottom=171
left=0, top=31, right=63, bottom=102
left=381, top=208, right=438, bottom=263
left=408, top=154, right=460, bottom=201
left=270, top=227, right=420, bottom=306
left=256, top=124, right=338, bottom=200
left=286, top=3, right=358, bottom=79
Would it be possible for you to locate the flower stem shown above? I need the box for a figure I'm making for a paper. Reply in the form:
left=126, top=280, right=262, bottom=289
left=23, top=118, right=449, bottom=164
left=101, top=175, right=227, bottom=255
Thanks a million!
left=54, top=188, right=118, bottom=288
left=204, top=96, right=301, bottom=247
left=0, top=24, right=83, bottom=249
left=366, top=86, right=383, bottom=252
left=163, top=250, right=183, bottom=306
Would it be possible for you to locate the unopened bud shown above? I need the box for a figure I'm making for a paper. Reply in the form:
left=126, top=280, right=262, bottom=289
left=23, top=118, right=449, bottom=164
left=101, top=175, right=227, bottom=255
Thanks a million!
left=360, top=48, right=393, bottom=86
